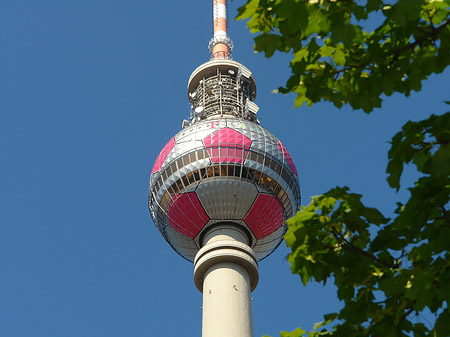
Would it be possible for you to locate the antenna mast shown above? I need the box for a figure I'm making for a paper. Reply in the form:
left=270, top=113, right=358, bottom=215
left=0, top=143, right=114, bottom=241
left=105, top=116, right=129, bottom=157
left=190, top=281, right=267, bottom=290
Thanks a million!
left=209, top=0, right=234, bottom=59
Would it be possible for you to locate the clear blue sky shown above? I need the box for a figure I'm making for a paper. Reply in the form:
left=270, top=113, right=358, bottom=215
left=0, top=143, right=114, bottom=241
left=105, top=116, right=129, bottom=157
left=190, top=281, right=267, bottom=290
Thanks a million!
left=1, top=1, right=448, bottom=337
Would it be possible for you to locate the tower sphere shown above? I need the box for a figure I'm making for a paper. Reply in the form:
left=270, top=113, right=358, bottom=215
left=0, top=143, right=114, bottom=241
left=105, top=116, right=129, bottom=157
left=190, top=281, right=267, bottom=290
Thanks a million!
left=149, top=59, right=300, bottom=262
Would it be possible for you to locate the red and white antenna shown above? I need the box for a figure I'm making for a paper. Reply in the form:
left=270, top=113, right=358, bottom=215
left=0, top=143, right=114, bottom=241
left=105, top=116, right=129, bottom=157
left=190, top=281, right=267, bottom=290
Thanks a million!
left=209, top=0, right=234, bottom=59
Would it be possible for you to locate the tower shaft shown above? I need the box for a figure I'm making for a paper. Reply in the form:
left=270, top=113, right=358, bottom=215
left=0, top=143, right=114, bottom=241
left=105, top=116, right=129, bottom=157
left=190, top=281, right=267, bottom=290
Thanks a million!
left=194, top=224, right=259, bottom=337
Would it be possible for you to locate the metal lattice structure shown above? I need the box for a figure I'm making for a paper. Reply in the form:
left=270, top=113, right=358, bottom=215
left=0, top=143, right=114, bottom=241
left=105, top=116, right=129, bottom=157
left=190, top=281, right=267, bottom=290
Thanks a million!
left=188, top=59, right=257, bottom=123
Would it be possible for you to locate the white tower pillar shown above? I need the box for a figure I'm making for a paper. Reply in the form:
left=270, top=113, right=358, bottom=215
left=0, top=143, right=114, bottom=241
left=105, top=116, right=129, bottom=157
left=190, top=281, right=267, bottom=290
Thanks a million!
left=194, top=224, right=259, bottom=337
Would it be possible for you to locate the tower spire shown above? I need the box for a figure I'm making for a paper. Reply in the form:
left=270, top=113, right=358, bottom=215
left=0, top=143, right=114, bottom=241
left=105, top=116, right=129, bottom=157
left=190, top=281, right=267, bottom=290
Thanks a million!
left=209, top=0, right=233, bottom=59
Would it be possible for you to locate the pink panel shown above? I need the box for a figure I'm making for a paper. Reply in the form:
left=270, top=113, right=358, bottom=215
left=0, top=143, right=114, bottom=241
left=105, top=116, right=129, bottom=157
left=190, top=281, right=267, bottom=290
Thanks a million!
left=203, top=128, right=252, bottom=164
left=168, top=192, right=209, bottom=238
left=244, top=194, right=284, bottom=239
left=277, top=140, right=298, bottom=176
left=151, top=137, right=175, bottom=175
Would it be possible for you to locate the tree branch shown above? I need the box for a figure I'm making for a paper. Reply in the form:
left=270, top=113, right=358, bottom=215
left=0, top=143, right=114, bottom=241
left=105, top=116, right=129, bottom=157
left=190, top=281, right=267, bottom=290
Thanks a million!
left=401, top=306, right=415, bottom=320
left=328, top=17, right=450, bottom=77
left=392, top=17, right=450, bottom=62
left=330, top=227, right=397, bottom=269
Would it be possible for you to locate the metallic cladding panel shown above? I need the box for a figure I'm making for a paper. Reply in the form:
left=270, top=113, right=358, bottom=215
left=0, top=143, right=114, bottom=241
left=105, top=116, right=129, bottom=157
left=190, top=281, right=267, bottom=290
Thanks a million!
left=168, top=192, right=209, bottom=238
left=151, top=137, right=175, bottom=174
left=165, top=174, right=179, bottom=189
left=164, top=225, right=198, bottom=262
left=196, top=179, right=258, bottom=220
left=203, top=127, right=252, bottom=164
left=154, top=189, right=166, bottom=209
left=244, top=194, right=284, bottom=239
left=277, top=140, right=298, bottom=176
left=252, top=226, right=285, bottom=260
left=183, top=182, right=200, bottom=193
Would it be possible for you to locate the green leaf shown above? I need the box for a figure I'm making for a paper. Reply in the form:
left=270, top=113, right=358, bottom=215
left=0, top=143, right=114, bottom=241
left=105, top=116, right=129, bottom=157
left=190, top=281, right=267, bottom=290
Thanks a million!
left=333, top=49, right=346, bottom=66
left=435, top=309, right=450, bottom=337
left=312, top=322, right=325, bottom=330
left=331, top=25, right=357, bottom=48
left=292, top=49, right=309, bottom=64
left=428, top=145, right=450, bottom=178
left=280, top=327, right=306, bottom=337
left=367, top=0, right=383, bottom=11
left=323, top=312, right=338, bottom=322
left=320, top=45, right=335, bottom=58
left=236, top=0, right=259, bottom=21
left=277, top=1, right=308, bottom=34
left=386, top=157, right=403, bottom=190
left=254, top=34, right=282, bottom=57
left=389, top=0, right=423, bottom=26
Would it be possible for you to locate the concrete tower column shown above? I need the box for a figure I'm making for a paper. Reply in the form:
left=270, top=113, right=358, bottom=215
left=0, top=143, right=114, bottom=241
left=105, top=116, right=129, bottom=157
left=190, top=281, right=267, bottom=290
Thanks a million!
left=194, top=223, right=259, bottom=337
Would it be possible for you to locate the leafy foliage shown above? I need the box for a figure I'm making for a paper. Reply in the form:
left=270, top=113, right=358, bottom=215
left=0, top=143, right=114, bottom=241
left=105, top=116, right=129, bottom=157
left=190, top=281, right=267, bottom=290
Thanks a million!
left=236, top=1, right=450, bottom=336
left=237, top=0, right=450, bottom=112
left=266, top=112, right=450, bottom=336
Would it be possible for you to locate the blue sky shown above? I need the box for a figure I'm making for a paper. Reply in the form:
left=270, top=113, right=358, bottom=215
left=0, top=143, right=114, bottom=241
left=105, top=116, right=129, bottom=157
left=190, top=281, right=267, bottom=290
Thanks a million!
left=1, top=1, right=449, bottom=337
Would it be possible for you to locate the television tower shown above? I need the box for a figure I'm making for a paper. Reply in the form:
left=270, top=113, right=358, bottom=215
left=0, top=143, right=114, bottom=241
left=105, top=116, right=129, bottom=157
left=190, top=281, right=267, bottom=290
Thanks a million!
left=148, top=1, right=300, bottom=336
